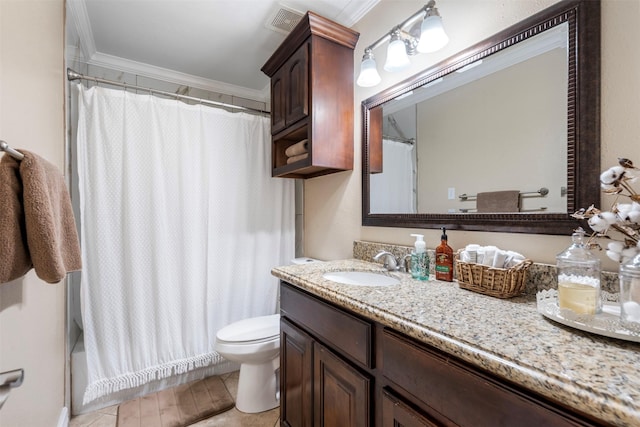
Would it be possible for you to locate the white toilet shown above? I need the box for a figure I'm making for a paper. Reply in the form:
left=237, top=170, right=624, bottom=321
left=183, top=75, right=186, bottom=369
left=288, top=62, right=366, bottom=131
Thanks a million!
left=215, top=257, right=321, bottom=413
left=215, top=314, right=281, bottom=413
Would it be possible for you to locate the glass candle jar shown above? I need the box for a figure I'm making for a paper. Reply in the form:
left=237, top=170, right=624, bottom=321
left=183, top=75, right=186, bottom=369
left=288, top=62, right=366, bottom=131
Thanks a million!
left=619, top=253, right=640, bottom=332
left=556, top=229, right=602, bottom=315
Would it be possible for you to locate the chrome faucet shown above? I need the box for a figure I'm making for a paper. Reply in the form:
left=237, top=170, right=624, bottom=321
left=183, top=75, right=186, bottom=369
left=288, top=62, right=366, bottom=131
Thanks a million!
left=373, top=251, right=409, bottom=272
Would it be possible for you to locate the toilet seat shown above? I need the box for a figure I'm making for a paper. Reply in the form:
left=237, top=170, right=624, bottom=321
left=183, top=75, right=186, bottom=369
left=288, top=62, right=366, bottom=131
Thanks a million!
left=216, top=314, right=280, bottom=343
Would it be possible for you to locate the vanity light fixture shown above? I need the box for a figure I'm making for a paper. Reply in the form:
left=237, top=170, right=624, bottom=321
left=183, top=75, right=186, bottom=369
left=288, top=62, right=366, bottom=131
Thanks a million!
left=356, top=49, right=382, bottom=87
left=384, top=28, right=412, bottom=72
left=356, top=0, right=448, bottom=87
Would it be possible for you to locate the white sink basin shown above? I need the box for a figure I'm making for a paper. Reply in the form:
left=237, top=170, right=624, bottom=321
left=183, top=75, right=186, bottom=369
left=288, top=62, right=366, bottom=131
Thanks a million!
left=322, top=271, right=400, bottom=287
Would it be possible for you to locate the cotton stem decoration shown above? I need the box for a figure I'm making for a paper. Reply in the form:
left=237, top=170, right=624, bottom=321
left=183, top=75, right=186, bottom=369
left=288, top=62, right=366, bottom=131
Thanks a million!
left=572, top=158, right=640, bottom=263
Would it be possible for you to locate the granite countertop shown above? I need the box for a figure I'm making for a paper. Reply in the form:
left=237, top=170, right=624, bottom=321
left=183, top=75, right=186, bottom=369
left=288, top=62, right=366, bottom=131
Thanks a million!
left=272, top=259, right=640, bottom=427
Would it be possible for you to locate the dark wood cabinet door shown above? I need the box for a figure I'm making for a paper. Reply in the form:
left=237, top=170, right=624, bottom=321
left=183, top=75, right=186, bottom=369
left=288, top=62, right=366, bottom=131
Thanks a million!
left=382, top=389, right=444, bottom=427
left=285, top=42, right=309, bottom=127
left=314, top=342, right=370, bottom=427
left=270, top=68, right=286, bottom=134
left=280, top=318, right=313, bottom=427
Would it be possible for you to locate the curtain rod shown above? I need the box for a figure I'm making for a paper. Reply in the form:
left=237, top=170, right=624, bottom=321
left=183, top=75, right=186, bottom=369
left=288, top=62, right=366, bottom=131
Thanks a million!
left=66, top=68, right=270, bottom=116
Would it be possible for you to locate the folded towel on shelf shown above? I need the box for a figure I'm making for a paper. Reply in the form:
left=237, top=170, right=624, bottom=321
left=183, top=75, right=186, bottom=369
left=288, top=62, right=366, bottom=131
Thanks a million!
left=0, top=150, right=82, bottom=284
left=476, top=190, right=520, bottom=213
left=0, top=155, right=31, bottom=283
left=286, top=153, right=309, bottom=164
left=285, top=139, right=308, bottom=157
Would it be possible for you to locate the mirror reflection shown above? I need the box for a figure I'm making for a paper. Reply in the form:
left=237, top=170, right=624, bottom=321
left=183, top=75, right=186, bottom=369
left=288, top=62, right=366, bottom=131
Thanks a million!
left=370, top=23, right=568, bottom=215
left=362, top=0, right=601, bottom=235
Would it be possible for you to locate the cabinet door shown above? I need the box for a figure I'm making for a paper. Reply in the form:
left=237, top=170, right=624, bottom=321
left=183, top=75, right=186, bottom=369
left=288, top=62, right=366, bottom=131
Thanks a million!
left=382, top=389, right=443, bottom=427
left=281, top=318, right=313, bottom=427
left=270, top=67, right=286, bottom=134
left=285, top=42, right=309, bottom=127
left=314, top=342, right=370, bottom=427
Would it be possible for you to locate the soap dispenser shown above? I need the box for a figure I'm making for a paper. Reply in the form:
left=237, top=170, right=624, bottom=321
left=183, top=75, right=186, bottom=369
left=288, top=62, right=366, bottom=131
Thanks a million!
left=410, top=234, right=429, bottom=281
left=556, top=228, right=601, bottom=315
left=435, top=227, right=454, bottom=282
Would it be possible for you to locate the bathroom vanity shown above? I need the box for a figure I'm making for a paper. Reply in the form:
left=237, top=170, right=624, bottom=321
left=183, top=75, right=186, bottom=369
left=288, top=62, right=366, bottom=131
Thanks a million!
left=272, top=259, right=640, bottom=427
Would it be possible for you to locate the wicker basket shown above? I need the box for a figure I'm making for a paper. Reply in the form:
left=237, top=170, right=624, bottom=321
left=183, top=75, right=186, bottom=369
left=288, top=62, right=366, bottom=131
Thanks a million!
left=454, top=252, right=533, bottom=298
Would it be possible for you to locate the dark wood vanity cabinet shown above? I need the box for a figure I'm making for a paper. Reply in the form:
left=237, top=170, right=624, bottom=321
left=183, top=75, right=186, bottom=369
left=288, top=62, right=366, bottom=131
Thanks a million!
left=280, top=282, right=372, bottom=426
left=381, top=329, right=607, bottom=427
left=261, top=12, right=359, bottom=179
left=279, top=281, right=608, bottom=427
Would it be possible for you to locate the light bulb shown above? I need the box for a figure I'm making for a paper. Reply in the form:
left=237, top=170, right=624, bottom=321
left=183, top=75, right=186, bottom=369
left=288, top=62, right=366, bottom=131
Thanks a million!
left=384, top=37, right=410, bottom=72
left=417, top=13, right=449, bottom=53
left=357, top=57, right=381, bottom=87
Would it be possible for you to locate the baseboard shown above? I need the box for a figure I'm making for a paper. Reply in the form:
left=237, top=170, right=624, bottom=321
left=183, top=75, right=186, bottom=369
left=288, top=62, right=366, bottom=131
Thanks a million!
left=57, top=406, right=69, bottom=427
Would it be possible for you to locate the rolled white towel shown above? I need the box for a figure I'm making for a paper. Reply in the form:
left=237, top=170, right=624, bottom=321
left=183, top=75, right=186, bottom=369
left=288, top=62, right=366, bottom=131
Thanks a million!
left=504, top=250, right=526, bottom=267
left=492, top=249, right=508, bottom=268
left=481, top=245, right=498, bottom=266
left=464, top=244, right=480, bottom=263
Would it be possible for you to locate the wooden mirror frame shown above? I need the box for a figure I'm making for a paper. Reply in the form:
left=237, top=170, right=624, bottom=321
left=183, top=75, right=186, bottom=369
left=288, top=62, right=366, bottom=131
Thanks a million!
left=361, top=0, right=600, bottom=235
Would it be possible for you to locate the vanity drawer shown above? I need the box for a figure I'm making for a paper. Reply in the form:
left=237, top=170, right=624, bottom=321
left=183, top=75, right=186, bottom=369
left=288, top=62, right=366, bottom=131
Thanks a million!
left=382, top=329, right=599, bottom=427
left=280, top=282, right=372, bottom=368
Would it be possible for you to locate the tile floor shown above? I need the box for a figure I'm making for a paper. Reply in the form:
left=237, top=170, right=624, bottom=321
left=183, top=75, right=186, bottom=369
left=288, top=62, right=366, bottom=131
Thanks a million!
left=68, top=371, right=280, bottom=427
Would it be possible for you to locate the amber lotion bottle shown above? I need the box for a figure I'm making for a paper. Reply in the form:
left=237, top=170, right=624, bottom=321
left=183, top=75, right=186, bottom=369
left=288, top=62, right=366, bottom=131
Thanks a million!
left=435, top=227, right=454, bottom=282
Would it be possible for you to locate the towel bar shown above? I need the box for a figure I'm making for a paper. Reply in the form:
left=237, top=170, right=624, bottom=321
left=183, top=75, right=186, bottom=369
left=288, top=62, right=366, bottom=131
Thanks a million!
left=0, top=369, right=24, bottom=410
left=459, top=187, right=549, bottom=201
left=0, top=369, right=23, bottom=388
left=0, top=140, right=24, bottom=161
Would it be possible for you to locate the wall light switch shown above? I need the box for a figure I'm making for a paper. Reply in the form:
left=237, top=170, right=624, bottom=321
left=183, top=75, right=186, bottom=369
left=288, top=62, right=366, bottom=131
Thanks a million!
left=448, top=188, right=456, bottom=200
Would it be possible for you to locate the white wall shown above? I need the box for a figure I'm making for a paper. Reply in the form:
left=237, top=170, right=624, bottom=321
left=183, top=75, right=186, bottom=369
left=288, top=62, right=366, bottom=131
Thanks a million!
left=304, top=0, right=640, bottom=274
left=0, top=1, right=66, bottom=426
left=416, top=49, right=567, bottom=214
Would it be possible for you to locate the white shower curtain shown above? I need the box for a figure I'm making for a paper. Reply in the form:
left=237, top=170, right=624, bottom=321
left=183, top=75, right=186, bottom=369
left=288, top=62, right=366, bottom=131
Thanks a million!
left=75, top=84, right=294, bottom=403
left=370, top=139, right=416, bottom=213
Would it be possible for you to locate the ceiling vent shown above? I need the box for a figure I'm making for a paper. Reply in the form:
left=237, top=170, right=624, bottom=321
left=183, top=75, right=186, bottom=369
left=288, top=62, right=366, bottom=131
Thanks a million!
left=266, top=5, right=304, bottom=35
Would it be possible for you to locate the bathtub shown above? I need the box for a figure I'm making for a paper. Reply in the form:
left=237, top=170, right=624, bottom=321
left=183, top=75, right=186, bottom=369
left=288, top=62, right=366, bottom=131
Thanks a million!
left=71, top=333, right=238, bottom=415
left=69, top=276, right=239, bottom=415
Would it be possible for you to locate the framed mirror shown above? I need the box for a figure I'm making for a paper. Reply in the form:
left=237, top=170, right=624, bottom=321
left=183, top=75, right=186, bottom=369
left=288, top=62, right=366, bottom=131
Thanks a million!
left=362, top=0, right=600, bottom=234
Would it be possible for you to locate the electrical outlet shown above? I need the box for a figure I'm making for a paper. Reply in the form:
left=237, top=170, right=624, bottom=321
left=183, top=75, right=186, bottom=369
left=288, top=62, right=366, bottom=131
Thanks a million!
left=448, top=188, right=455, bottom=200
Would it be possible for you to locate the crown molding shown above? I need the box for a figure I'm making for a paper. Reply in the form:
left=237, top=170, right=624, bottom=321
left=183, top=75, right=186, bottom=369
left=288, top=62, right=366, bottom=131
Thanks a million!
left=337, top=0, right=380, bottom=27
left=65, top=0, right=268, bottom=102
left=66, top=0, right=96, bottom=60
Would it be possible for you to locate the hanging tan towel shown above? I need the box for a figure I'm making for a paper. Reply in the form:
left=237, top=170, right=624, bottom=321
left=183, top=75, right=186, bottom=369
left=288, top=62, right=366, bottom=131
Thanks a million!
left=0, top=155, right=31, bottom=283
left=286, top=153, right=309, bottom=164
left=284, top=139, right=308, bottom=157
left=476, top=190, right=520, bottom=213
left=0, top=150, right=82, bottom=284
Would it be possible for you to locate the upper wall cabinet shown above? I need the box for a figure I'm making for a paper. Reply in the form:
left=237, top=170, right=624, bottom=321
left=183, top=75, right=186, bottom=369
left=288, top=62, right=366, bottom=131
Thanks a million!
left=261, top=12, right=359, bottom=179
